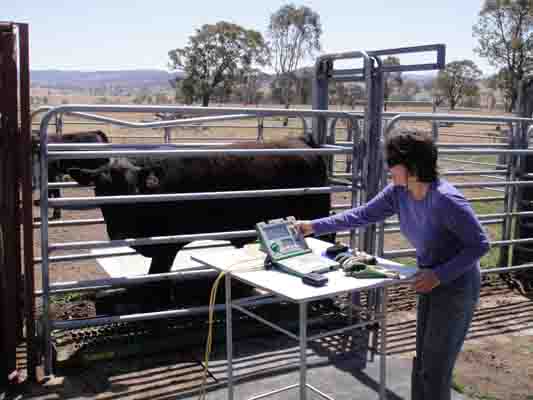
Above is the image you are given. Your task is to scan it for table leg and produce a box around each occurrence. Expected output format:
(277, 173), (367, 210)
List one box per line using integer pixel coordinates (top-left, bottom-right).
(370, 289), (379, 362)
(225, 274), (234, 400)
(379, 287), (389, 400)
(299, 302), (307, 400)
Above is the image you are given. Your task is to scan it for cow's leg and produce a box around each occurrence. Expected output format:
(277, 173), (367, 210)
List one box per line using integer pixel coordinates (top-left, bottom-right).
(142, 252), (178, 310)
(230, 238), (252, 249)
(50, 188), (61, 219)
(32, 189), (62, 219)
(148, 252), (177, 274)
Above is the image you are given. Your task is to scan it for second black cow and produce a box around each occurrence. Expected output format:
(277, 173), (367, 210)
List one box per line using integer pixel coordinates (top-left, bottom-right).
(33, 130), (109, 219)
(68, 137), (333, 275)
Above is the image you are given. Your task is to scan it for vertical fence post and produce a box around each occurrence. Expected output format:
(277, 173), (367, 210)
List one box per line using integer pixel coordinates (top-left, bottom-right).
(0, 22), (22, 389)
(361, 57), (384, 255)
(164, 127), (171, 143)
(256, 117), (264, 141)
(18, 22), (37, 382)
(432, 102), (439, 140)
(507, 79), (533, 291)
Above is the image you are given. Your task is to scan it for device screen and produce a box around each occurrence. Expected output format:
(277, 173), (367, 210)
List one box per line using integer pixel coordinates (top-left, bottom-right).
(262, 223), (302, 254)
(263, 223), (291, 240)
(257, 218), (310, 259)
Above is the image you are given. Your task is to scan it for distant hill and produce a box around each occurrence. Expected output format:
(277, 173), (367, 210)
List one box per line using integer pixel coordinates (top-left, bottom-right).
(403, 72), (437, 85)
(29, 68), (435, 96)
(30, 69), (185, 91)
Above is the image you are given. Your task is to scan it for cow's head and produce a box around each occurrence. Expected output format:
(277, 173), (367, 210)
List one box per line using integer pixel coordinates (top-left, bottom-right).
(68, 158), (165, 196)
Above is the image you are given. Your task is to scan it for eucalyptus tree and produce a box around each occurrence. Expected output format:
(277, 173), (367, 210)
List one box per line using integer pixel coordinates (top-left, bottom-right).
(473, 0), (533, 111)
(168, 21), (269, 106)
(434, 60), (482, 110)
(383, 56), (402, 110)
(268, 4), (322, 114)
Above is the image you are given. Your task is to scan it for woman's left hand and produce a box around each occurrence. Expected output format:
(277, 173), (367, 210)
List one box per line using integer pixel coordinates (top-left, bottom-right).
(413, 270), (440, 293)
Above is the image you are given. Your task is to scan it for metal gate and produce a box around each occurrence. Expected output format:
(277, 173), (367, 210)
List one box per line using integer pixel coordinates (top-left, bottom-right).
(0, 21), (35, 386)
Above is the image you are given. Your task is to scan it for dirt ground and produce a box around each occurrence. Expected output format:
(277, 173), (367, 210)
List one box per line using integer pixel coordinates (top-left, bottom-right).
(25, 113), (533, 399)
(386, 287), (533, 400)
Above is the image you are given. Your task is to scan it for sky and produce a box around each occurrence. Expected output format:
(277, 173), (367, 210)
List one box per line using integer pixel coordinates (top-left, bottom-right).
(4, 0), (496, 75)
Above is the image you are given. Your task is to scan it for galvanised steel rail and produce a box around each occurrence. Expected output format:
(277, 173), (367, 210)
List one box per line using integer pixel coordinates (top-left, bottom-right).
(37, 268), (217, 295)
(439, 133), (508, 140)
(48, 229), (263, 253)
(440, 157), (506, 168)
(437, 143), (509, 148)
(383, 219), (504, 235)
(47, 142), (253, 151)
(33, 106), (314, 145)
(34, 249), (137, 265)
(47, 146), (349, 160)
(48, 185), (352, 208)
(318, 44), (445, 79)
(51, 294), (283, 330)
(335, 169), (508, 179)
(383, 113), (533, 129)
(384, 210), (533, 229)
(384, 237), (533, 259)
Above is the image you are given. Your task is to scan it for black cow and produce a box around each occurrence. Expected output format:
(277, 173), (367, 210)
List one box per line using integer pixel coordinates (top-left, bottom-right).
(68, 137), (333, 275)
(32, 130), (109, 219)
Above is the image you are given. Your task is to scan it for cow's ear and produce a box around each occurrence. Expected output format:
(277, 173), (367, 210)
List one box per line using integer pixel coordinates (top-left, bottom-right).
(68, 168), (97, 185)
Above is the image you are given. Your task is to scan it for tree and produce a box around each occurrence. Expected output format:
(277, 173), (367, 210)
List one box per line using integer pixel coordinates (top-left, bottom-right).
(154, 92), (170, 104)
(383, 56), (402, 110)
(435, 60), (482, 110)
(486, 68), (516, 110)
(268, 4), (322, 117)
(295, 74), (313, 105)
(168, 21), (269, 106)
(235, 68), (264, 105)
(473, 0), (533, 111)
(346, 83), (365, 109)
(397, 80), (420, 101)
(431, 80), (447, 108)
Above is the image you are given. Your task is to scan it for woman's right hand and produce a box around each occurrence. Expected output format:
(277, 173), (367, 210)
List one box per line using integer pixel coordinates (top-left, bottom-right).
(295, 220), (314, 236)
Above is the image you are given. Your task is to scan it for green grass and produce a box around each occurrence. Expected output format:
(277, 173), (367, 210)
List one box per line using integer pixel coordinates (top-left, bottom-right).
(452, 375), (466, 393)
(393, 257), (417, 268)
(50, 292), (84, 305)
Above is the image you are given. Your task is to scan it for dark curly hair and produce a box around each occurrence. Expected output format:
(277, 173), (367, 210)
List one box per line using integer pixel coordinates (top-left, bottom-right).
(385, 129), (438, 183)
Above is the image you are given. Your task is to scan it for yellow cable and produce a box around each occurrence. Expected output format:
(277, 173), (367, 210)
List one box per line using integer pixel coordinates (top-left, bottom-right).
(198, 255), (265, 400)
(198, 271), (225, 400)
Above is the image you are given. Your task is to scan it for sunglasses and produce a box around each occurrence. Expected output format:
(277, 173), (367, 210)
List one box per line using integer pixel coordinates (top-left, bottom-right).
(386, 156), (404, 168)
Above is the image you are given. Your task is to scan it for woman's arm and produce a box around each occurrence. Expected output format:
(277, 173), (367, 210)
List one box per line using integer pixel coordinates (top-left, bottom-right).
(433, 193), (490, 284)
(311, 184), (399, 236)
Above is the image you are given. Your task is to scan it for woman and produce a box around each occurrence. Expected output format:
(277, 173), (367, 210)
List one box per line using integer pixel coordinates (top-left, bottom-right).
(297, 129), (490, 400)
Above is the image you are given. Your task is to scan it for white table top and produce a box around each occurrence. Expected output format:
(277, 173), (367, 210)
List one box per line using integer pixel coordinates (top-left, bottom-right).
(192, 238), (418, 303)
(90, 240), (236, 278)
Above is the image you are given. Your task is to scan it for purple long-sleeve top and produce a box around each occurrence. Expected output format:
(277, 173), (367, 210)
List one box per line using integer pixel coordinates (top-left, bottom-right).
(312, 179), (490, 285)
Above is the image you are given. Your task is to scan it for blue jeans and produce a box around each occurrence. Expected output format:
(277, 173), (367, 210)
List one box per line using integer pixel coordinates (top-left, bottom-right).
(413, 267), (481, 400)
